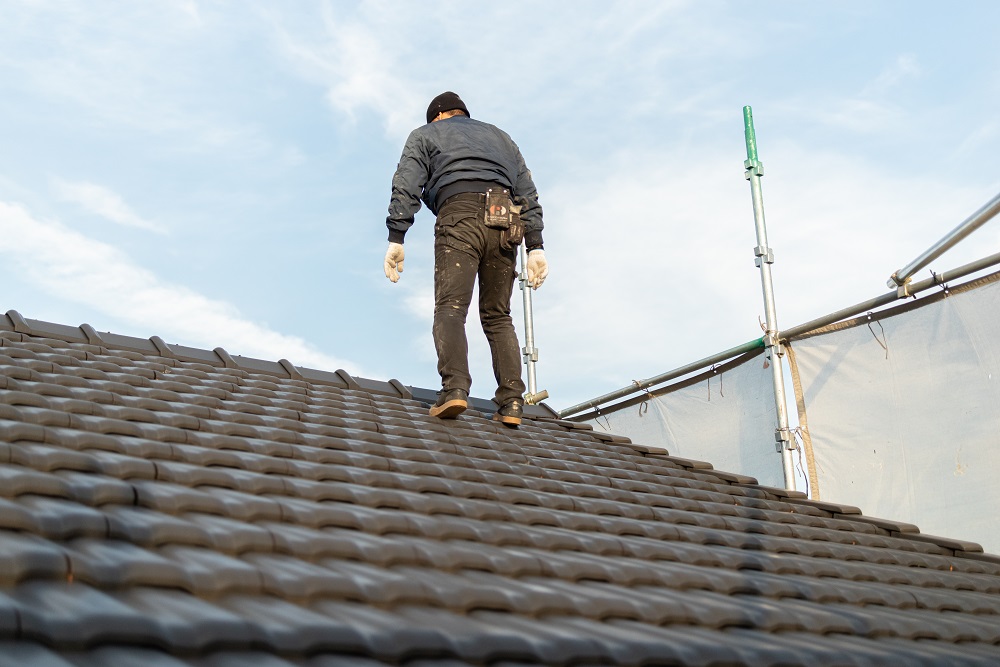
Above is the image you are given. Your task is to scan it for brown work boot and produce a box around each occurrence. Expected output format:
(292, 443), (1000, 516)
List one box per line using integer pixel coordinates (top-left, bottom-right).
(429, 388), (468, 419)
(493, 399), (523, 427)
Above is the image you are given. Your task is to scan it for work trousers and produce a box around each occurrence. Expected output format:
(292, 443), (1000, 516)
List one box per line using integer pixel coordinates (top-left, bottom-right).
(433, 194), (526, 407)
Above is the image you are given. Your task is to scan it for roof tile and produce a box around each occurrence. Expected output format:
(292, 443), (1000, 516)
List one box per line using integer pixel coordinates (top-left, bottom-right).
(1, 320), (998, 664)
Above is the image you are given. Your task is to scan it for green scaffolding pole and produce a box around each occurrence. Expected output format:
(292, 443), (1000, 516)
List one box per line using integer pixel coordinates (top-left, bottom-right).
(744, 105), (796, 491)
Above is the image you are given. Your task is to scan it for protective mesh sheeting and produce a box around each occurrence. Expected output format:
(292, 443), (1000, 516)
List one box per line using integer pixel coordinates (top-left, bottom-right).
(789, 272), (1000, 555)
(582, 350), (783, 488)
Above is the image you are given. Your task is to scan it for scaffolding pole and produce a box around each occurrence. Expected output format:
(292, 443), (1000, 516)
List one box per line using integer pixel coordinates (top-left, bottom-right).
(557, 337), (764, 419)
(743, 106), (796, 491)
(518, 242), (546, 405)
(888, 190), (1000, 290)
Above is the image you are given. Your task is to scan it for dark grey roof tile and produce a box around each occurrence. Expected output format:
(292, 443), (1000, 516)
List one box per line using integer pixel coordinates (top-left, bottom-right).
(151, 460), (287, 495)
(259, 555), (410, 602)
(144, 387), (224, 409)
(273, 497), (413, 534)
(99, 403), (201, 430)
(0, 530), (69, 584)
(57, 470), (138, 506)
(43, 440), (161, 480)
(8, 443), (100, 475)
(307, 600), (452, 660)
(0, 464), (72, 499)
(518, 525), (628, 556)
(191, 652), (309, 667)
(405, 613), (597, 667)
(0, 404), (71, 428)
(405, 515), (531, 547)
(62, 646), (203, 667)
(263, 524), (414, 563)
(105, 506), (212, 548)
(112, 586), (256, 651)
(902, 532), (986, 554)
(819, 602), (1000, 643)
(8, 581), (161, 648)
(7, 496), (110, 539)
(905, 585), (1000, 614)
(131, 481), (281, 521)
(0, 391), (95, 416)
(65, 539), (184, 589)
(206, 596), (368, 657)
(413, 540), (545, 577)
(169, 444), (291, 474)
(714, 628), (901, 666)
(0, 364), (35, 383)
(184, 512), (275, 554)
(0, 642), (80, 667)
(154, 544), (264, 595)
(423, 606), (610, 664)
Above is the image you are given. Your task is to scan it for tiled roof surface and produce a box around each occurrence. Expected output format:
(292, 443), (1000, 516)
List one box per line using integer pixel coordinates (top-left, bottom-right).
(1, 310), (999, 666)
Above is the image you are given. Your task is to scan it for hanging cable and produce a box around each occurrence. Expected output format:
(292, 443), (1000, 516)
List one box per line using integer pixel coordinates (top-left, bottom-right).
(594, 404), (611, 431)
(789, 427), (810, 497)
(633, 380), (651, 416)
(866, 312), (889, 359)
(706, 364), (724, 401)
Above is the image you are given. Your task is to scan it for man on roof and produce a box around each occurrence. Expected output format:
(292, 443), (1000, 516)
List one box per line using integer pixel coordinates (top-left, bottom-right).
(383, 91), (548, 427)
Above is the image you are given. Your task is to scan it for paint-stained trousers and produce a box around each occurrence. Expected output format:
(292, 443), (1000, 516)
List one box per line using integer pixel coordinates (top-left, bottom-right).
(433, 193), (526, 407)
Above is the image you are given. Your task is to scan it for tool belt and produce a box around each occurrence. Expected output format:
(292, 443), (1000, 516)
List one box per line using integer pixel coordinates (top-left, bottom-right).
(484, 187), (524, 251)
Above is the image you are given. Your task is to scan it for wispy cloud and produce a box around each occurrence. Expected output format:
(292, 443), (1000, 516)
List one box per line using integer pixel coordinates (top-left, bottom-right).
(863, 54), (921, 97)
(269, 1), (721, 140)
(0, 2), (291, 160)
(782, 54), (923, 136)
(0, 200), (359, 374)
(268, 2), (426, 139)
(53, 179), (166, 234)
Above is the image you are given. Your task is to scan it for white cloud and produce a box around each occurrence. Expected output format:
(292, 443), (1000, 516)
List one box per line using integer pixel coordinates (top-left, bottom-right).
(0, 2), (291, 160)
(0, 200), (359, 374)
(269, 1), (722, 140)
(270, 2), (425, 139)
(53, 179), (165, 234)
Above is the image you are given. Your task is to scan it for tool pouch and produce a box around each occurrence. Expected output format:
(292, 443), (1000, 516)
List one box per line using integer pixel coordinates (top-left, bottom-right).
(499, 205), (524, 252)
(483, 188), (514, 229)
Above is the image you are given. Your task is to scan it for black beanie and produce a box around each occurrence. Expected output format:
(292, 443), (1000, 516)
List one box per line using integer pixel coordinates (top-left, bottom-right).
(426, 91), (470, 124)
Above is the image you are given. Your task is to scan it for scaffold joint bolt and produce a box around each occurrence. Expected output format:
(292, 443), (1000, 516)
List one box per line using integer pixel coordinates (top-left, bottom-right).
(774, 428), (792, 451)
(753, 247), (774, 267)
(743, 158), (764, 177)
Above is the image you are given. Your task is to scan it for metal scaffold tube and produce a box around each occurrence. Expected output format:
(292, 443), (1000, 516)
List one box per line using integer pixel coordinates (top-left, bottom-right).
(888, 190), (1000, 289)
(519, 242), (546, 405)
(557, 337), (764, 419)
(743, 106), (796, 492)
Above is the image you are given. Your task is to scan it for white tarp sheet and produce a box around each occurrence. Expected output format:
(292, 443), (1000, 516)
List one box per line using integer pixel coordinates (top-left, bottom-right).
(583, 350), (784, 488)
(789, 273), (1000, 555)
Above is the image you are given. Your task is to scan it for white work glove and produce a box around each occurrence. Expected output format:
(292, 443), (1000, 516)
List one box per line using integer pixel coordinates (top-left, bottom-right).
(384, 242), (404, 283)
(526, 249), (548, 289)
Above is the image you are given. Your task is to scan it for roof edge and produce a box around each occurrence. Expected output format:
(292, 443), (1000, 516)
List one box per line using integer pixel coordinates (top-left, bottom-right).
(1, 310), (399, 403)
(0, 309), (559, 420)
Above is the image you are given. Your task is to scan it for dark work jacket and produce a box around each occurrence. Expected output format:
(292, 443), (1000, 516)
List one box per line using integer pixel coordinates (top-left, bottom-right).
(385, 115), (544, 249)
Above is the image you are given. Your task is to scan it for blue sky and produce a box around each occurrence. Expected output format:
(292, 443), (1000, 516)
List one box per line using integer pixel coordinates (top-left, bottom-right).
(2, 1), (999, 411)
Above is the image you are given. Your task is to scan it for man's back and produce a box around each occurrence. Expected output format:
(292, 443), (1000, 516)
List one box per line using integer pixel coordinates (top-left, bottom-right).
(387, 114), (543, 250)
(382, 92), (548, 425)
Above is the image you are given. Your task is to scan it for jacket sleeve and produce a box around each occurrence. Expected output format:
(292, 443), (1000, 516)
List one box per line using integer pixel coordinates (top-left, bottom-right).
(512, 147), (544, 249)
(385, 130), (429, 244)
